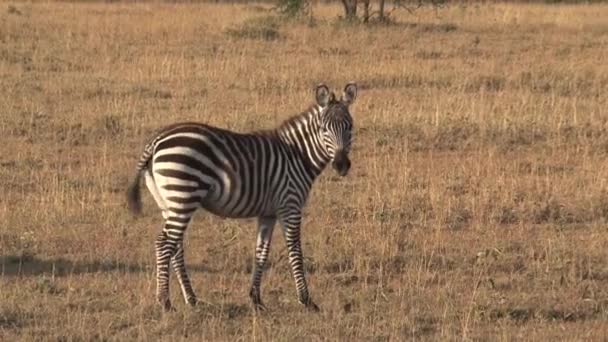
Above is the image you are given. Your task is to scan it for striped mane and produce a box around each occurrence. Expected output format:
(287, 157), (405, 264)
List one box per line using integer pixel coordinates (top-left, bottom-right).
(254, 103), (321, 139)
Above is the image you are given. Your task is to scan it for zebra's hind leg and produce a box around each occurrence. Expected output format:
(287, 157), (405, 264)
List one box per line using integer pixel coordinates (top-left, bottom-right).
(155, 231), (173, 311)
(249, 216), (276, 312)
(171, 242), (198, 306)
(155, 214), (193, 311)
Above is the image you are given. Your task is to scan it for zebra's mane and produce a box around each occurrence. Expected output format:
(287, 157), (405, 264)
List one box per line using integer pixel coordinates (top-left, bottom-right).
(277, 105), (319, 130)
(254, 104), (321, 138)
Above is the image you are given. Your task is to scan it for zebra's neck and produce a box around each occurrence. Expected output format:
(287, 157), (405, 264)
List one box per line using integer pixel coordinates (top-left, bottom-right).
(275, 105), (331, 179)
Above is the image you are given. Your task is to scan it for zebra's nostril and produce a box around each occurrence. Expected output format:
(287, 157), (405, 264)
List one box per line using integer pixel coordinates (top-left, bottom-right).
(332, 156), (350, 176)
(337, 165), (349, 176)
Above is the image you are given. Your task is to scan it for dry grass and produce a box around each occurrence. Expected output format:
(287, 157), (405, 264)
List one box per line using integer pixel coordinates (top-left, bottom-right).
(1, 1), (608, 340)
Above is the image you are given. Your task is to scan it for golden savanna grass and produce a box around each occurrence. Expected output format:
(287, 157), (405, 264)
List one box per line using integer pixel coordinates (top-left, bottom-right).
(2, 1), (608, 340)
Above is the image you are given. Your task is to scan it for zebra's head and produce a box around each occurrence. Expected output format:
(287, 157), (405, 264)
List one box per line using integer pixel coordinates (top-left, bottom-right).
(315, 83), (357, 177)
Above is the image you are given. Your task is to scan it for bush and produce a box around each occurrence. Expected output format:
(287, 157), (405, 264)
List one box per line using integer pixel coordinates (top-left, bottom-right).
(225, 16), (283, 41)
(277, 0), (308, 18)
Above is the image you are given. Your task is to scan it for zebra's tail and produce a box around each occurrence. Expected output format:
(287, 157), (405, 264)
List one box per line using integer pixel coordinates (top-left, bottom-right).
(126, 174), (143, 216)
(127, 141), (155, 216)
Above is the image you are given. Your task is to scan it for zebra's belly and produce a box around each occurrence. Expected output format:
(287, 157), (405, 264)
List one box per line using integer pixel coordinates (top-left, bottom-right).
(200, 199), (274, 219)
(200, 182), (276, 219)
(201, 204), (256, 219)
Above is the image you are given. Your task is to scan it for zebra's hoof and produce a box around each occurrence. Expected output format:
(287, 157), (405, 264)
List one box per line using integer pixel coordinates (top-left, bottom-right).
(249, 288), (267, 312)
(158, 298), (174, 312)
(306, 301), (320, 312)
(300, 298), (320, 312)
(186, 297), (198, 307)
(252, 302), (268, 313)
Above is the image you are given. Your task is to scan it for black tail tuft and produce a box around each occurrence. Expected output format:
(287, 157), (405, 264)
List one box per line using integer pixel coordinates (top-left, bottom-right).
(126, 173), (143, 216)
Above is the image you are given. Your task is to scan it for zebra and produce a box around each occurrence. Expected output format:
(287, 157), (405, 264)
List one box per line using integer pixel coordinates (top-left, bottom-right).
(126, 82), (358, 312)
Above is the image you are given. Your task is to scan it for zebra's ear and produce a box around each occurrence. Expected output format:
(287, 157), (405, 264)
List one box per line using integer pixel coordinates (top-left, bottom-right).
(315, 84), (332, 107)
(341, 82), (357, 106)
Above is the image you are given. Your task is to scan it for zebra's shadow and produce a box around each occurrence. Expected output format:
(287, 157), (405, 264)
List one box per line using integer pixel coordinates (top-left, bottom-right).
(0, 254), (219, 277)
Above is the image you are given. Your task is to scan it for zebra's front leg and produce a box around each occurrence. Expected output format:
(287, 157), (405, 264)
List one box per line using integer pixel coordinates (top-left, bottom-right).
(171, 242), (198, 307)
(279, 210), (320, 312)
(249, 216), (276, 312)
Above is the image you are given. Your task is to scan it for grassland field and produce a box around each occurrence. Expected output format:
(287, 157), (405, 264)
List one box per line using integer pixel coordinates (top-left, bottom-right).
(1, 1), (608, 340)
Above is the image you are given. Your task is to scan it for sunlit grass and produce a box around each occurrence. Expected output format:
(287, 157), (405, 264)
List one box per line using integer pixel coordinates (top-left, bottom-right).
(1, 1), (608, 340)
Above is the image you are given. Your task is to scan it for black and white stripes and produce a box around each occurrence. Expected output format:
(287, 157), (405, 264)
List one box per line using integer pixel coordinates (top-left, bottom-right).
(127, 83), (358, 311)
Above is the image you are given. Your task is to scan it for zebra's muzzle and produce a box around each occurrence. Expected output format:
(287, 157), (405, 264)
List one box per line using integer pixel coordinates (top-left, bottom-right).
(332, 151), (351, 176)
